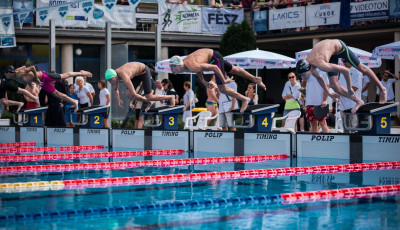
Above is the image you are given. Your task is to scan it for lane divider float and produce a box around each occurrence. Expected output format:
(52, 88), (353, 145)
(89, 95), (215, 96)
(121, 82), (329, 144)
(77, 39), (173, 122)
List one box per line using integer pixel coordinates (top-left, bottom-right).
(1, 184), (399, 223)
(0, 147), (57, 154)
(0, 155), (289, 175)
(0, 142), (36, 148)
(59, 145), (104, 152)
(0, 161), (398, 193)
(0, 149), (184, 162)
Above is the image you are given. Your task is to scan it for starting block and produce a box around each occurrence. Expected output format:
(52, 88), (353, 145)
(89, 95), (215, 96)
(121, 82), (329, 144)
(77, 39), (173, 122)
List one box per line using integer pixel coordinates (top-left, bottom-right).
(142, 105), (184, 130)
(343, 102), (398, 134)
(231, 104), (280, 132)
(72, 105), (109, 128)
(13, 107), (47, 126)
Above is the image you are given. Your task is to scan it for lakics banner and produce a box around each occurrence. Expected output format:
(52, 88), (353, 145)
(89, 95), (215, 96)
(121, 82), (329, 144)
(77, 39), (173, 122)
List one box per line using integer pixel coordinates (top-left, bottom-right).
(202, 8), (243, 34)
(36, 0), (87, 28)
(268, 6), (305, 30)
(306, 2), (340, 27)
(159, 3), (201, 33)
(350, 0), (389, 21)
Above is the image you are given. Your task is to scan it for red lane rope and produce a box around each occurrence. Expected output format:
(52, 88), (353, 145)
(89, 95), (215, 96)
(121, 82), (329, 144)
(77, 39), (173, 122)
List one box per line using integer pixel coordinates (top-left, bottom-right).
(281, 184), (400, 204)
(0, 142), (36, 148)
(0, 147), (57, 154)
(0, 155), (289, 175)
(0, 149), (184, 162)
(59, 145), (104, 152)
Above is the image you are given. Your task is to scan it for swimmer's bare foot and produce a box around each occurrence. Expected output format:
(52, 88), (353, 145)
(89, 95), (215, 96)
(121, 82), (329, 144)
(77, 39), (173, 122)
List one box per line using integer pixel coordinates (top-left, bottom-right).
(16, 102), (23, 112)
(351, 97), (364, 114)
(80, 70), (92, 78)
(379, 88), (387, 104)
(73, 100), (79, 113)
(144, 101), (154, 112)
(169, 96), (175, 107)
(255, 77), (266, 91)
(240, 97), (250, 113)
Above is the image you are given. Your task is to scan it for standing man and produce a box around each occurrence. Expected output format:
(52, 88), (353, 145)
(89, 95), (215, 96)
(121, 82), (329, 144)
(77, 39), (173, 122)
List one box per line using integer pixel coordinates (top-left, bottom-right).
(169, 49), (266, 113)
(105, 62), (175, 112)
(9, 65), (91, 112)
(376, 70), (400, 125)
(296, 39), (387, 114)
(218, 75), (239, 131)
(361, 74), (370, 103)
(154, 80), (164, 108)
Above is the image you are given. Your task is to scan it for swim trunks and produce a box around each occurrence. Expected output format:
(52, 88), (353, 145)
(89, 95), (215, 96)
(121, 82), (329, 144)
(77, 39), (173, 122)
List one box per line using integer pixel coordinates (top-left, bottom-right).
(208, 50), (233, 85)
(205, 101), (218, 107)
(41, 72), (61, 94)
(130, 65), (152, 95)
(328, 40), (360, 77)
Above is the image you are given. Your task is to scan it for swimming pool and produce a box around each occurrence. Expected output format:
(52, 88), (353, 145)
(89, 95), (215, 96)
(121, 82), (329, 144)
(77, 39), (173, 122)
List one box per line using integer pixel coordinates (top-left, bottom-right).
(0, 147), (399, 229)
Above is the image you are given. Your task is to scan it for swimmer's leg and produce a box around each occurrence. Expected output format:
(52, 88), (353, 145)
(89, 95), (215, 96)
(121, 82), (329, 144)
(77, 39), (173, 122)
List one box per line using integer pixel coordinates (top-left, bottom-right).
(218, 84), (250, 113)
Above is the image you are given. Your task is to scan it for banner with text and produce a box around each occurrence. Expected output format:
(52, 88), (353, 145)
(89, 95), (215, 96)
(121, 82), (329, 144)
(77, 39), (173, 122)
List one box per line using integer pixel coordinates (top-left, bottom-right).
(88, 4), (136, 29)
(350, 0), (389, 21)
(306, 2), (340, 27)
(36, 0), (87, 28)
(202, 7), (243, 34)
(253, 9), (267, 32)
(159, 3), (202, 33)
(269, 6), (305, 30)
(389, 0), (400, 18)
(0, 8), (16, 48)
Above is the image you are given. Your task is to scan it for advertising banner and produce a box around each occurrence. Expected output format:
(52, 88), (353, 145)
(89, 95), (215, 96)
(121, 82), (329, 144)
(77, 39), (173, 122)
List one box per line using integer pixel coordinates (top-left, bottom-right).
(350, 0), (389, 21)
(159, 3), (202, 33)
(13, 0), (33, 24)
(306, 2), (340, 27)
(36, 0), (87, 28)
(88, 4), (136, 29)
(202, 7), (243, 34)
(0, 8), (16, 48)
(389, 0), (400, 18)
(253, 9), (267, 32)
(269, 6), (305, 30)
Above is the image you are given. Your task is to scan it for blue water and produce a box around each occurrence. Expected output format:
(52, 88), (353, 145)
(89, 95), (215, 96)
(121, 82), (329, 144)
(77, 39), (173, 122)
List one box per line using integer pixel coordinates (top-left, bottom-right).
(0, 148), (399, 229)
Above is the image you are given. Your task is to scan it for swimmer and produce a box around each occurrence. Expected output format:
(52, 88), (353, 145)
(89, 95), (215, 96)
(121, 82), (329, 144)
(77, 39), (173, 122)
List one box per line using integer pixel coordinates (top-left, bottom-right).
(169, 49), (266, 113)
(105, 62), (175, 112)
(296, 39), (387, 114)
(9, 65), (91, 112)
(1, 65), (39, 112)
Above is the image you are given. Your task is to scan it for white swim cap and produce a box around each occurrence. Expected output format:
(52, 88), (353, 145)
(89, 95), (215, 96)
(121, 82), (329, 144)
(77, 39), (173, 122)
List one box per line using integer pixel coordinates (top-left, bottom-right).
(169, 56), (183, 66)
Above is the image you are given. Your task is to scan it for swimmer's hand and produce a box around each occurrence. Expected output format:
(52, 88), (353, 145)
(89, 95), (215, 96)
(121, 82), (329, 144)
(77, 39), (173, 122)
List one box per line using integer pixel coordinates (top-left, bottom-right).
(80, 70), (92, 78)
(328, 92), (339, 103)
(225, 78), (233, 84)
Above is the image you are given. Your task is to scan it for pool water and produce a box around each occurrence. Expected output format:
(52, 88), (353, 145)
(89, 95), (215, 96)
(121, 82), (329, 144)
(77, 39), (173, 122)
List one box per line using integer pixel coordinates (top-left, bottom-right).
(0, 148), (399, 229)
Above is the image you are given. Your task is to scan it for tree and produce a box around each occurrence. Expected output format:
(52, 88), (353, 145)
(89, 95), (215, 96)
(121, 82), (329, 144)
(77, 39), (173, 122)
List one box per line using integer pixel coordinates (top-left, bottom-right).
(219, 20), (259, 100)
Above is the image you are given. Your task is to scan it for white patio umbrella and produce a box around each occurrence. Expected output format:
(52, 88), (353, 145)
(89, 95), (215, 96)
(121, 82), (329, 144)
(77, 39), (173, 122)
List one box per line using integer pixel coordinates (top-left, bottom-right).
(372, 41), (400, 60)
(296, 47), (382, 68)
(224, 48), (296, 93)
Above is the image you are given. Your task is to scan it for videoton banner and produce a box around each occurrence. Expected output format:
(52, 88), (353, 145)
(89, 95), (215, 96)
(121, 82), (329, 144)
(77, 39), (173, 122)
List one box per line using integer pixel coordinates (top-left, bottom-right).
(350, 0), (389, 21)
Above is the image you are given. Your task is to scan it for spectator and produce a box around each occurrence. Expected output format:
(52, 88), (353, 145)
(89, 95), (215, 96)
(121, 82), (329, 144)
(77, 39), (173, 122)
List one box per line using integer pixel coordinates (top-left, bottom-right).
(253, 0), (274, 8)
(337, 59), (362, 132)
(303, 70), (330, 133)
(154, 80), (164, 108)
(161, 79), (179, 106)
(246, 83), (258, 105)
(98, 80), (110, 128)
(361, 74), (370, 103)
(24, 82), (40, 109)
(210, 0), (224, 8)
(182, 81), (195, 126)
(167, 0), (188, 4)
(228, 0), (243, 8)
(281, 72), (301, 131)
(75, 76), (93, 108)
(40, 81), (67, 127)
(133, 83), (145, 129)
(206, 75), (219, 126)
(65, 84), (78, 127)
(376, 70), (400, 125)
(218, 75), (239, 131)
(0, 103), (4, 118)
(74, 75), (95, 105)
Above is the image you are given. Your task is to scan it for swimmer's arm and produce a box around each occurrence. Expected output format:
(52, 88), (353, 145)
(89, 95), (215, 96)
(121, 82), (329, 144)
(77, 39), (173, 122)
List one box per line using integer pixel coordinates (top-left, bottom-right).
(112, 80), (123, 108)
(17, 87), (39, 105)
(199, 63), (226, 84)
(196, 72), (209, 87)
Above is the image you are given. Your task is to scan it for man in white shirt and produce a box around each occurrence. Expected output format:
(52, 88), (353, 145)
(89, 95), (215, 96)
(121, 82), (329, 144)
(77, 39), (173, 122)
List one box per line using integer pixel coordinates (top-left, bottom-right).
(361, 75), (370, 103)
(303, 70), (330, 133)
(376, 70), (400, 125)
(338, 59), (363, 132)
(219, 76), (239, 131)
(154, 80), (164, 108)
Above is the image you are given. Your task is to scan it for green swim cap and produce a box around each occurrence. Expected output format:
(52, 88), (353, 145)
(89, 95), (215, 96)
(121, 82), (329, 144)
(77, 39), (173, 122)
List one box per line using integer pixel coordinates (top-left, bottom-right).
(105, 69), (117, 80)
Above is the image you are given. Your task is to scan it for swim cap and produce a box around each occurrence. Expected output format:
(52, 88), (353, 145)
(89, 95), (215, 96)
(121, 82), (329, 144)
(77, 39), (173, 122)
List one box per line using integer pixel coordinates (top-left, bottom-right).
(5, 65), (15, 73)
(296, 59), (311, 75)
(169, 56), (183, 66)
(105, 69), (117, 80)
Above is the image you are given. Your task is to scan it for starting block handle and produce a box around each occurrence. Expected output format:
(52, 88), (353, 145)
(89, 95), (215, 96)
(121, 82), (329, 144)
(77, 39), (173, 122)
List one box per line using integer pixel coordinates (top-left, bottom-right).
(13, 113), (28, 126)
(233, 114), (254, 129)
(343, 114), (373, 131)
(142, 114), (162, 128)
(70, 112), (88, 126)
